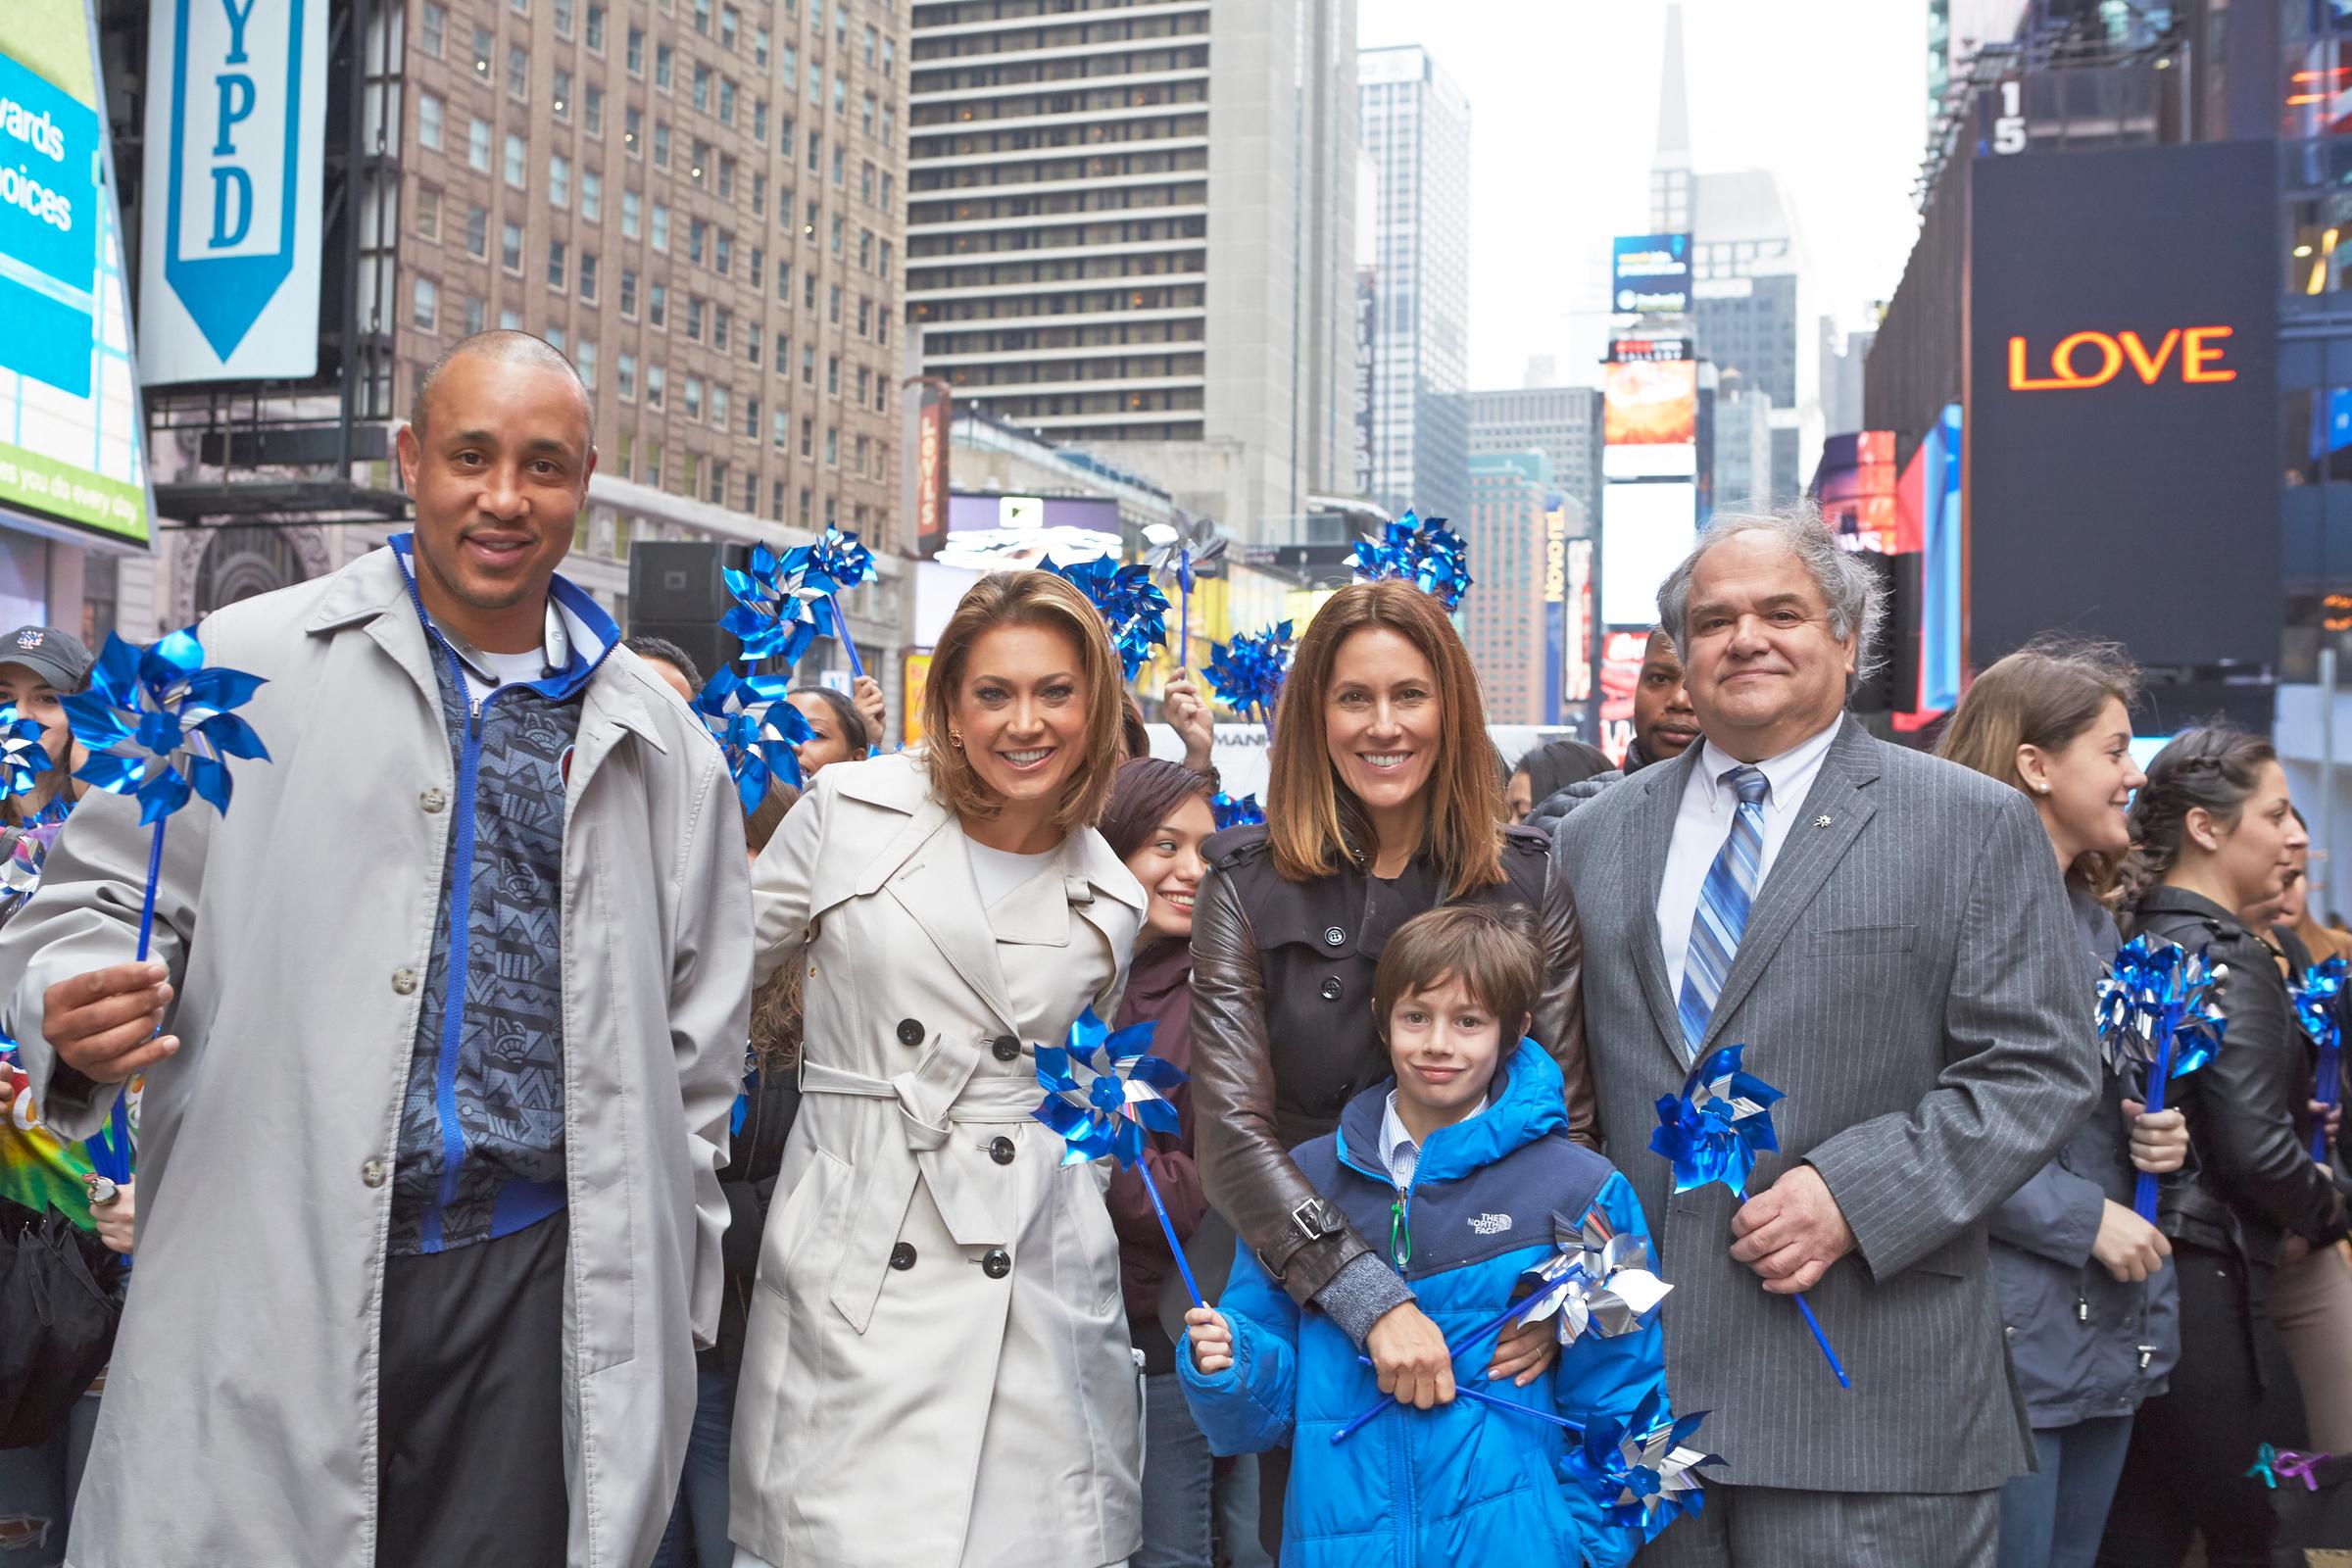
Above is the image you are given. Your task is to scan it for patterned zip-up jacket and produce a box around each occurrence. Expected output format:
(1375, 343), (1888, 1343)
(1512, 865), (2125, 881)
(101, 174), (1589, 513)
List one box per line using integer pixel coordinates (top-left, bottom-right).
(387, 537), (616, 1255)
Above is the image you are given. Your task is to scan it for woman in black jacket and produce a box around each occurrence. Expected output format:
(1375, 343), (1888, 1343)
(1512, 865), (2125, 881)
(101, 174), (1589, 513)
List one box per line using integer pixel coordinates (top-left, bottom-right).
(655, 785), (804, 1568)
(2100, 728), (2351, 1568)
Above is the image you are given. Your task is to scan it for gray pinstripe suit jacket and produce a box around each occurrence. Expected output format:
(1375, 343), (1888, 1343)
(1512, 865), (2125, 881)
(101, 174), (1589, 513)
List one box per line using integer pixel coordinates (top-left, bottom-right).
(1553, 715), (2099, 1493)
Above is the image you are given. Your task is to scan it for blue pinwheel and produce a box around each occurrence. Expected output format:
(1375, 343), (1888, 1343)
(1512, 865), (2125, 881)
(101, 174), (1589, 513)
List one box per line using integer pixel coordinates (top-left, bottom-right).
(2292, 955), (2343, 1164)
(692, 667), (812, 811)
(1032, 1009), (1202, 1307)
(1351, 511), (1474, 612)
(1209, 792), (1265, 831)
(1653, 1044), (1848, 1388)
(721, 544), (830, 668)
(790, 527), (879, 680)
(1143, 510), (1226, 664)
(1561, 1390), (1722, 1542)
(0, 706), (50, 801)
(0, 826), (43, 918)
(2098, 935), (2229, 1219)
(64, 627), (270, 1194)
(1047, 557), (1171, 683)
(1205, 621), (1293, 738)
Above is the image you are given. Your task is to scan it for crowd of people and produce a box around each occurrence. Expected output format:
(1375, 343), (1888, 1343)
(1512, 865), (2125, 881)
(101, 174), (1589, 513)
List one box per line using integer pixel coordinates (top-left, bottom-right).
(0, 329), (2347, 1568)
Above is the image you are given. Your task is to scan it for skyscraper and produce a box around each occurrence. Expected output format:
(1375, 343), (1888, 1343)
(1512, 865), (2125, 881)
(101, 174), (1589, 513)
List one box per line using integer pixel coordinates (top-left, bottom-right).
(1359, 43), (1471, 528)
(906, 0), (1361, 545)
(1467, 386), (1604, 538)
(1466, 452), (1559, 723)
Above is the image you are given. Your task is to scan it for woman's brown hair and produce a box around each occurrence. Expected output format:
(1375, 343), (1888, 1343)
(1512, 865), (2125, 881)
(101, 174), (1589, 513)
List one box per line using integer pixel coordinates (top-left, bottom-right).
(747, 783), (805, 1070)
(1266, 580), (1505, 897)
(920, 570), (1127, 833)
(1936, 636), (2140, 898)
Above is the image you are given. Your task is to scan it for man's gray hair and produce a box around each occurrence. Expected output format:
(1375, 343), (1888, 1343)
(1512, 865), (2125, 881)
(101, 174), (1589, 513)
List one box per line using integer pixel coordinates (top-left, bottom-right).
(1654, 502), (1890, 693)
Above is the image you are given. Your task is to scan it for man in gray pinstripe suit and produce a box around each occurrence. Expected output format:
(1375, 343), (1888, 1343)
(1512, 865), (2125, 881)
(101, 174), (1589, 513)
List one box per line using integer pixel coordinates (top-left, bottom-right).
(1554, 510), (2098, 1565)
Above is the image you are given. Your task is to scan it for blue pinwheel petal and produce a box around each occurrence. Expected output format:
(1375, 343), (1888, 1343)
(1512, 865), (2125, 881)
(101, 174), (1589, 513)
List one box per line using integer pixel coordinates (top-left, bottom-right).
(1133, 1099), (1183, 1138)
(1033, 1045), (1077, 1093)
(145, 627), (205, 680)
(196, 712), (270, 761)
(185, 754), (233, 814)
(180, 666), (268, 710)
(133, 769), (188, 825)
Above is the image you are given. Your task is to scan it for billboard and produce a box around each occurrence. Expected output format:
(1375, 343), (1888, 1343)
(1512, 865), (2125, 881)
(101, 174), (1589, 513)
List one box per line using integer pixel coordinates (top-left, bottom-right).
(935, 492), (1123, 571)
(0, 0), (151, 547)
(1600, 481), (1696, 628)
(1565, 537), (1594, 705)
(914, 383), (951, 559)
(1596, 629), (1650, 764)
(1815, 431), (1901, 554)
(1967, 141), (2278, 673)
(138, 0), (327, 383)
(1602, 361), (1698, 480)
(1612, 233), (1691, 316)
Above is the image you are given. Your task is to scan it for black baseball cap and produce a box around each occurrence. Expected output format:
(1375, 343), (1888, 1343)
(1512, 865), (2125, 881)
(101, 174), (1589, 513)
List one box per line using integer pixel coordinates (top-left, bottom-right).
(0, 626), (95, 694)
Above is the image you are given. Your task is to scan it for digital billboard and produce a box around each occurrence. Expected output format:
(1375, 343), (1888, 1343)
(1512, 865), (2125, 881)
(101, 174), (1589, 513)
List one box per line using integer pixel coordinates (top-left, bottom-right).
(1596, 629), (1650, 764)
(1602, 361), (1698, 480)
(1612, 233), (1691, 316)
(0, 0), (151, 548)
(1967, 140), (2278, 674)
(1600, 481), (1696, 628)
(1815, 431), (1900, 554)
(935, 492), (1123, 572)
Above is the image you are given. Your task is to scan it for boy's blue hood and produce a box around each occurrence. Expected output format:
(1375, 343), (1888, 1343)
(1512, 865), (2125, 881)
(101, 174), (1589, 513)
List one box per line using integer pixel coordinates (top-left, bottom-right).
(1333, 1038), (1567, 1186)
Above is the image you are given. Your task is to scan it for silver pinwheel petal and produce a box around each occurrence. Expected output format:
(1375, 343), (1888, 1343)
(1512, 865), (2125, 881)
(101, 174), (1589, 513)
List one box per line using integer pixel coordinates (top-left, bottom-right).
(1515, 1207), (1673, 1345)
(0, 825), (46, 915)
(1143, 511), (1227, 585)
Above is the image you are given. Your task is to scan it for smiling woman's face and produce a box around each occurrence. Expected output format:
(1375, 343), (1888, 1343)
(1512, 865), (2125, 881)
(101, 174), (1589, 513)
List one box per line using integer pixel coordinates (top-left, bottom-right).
(1322, 626), (1442, 817)
(949, 622), (1090, 809)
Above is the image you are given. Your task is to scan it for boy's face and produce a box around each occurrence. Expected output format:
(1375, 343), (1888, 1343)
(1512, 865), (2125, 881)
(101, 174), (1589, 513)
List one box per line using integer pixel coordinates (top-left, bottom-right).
(1387, 975), (1509, 1124)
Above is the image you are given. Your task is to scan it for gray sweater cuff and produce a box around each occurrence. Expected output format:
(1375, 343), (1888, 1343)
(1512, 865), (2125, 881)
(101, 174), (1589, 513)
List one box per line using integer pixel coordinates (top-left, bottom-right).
(1312, 1253), (1415, 1348)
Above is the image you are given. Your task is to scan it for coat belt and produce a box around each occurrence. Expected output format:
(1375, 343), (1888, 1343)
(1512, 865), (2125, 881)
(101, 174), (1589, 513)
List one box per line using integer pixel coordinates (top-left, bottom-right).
(801, 1054), (1026, 1332)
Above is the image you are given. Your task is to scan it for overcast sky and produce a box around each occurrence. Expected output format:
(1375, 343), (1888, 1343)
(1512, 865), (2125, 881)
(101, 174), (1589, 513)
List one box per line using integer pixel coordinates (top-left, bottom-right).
(1356, 0), (1932, 391)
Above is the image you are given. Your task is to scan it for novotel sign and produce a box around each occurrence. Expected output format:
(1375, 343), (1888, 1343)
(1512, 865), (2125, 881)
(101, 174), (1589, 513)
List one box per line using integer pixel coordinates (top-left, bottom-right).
(2006, 326), (2237, 391)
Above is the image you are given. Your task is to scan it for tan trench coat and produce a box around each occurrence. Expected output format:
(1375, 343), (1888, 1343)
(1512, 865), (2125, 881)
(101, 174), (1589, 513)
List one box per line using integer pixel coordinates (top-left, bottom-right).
(730, 751), (1146, 1567)
(0, 546), (751, 1568)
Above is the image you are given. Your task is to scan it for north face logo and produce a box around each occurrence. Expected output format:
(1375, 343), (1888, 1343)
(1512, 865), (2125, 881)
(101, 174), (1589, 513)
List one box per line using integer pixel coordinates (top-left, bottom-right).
(1468, 1212), (1512, 1237)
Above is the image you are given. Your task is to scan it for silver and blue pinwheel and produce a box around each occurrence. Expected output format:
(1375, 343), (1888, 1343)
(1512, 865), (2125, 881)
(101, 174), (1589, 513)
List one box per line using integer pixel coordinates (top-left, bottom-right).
(1032, 1008), (1202, 1307)
(1205, 621), (1293, 738)
(1209, 792), (1265, 831)
(2292, 954), (2343, 1165)
(0, 705), (50, 800)
(1046, 557), (1171, 683)
(63, 627), (270, 1195)
(1142, 510), (1226, 662)
(721, 544), (832, 669)
(1351, 510), (1473, 612)
(790, 526), (880, 680)
(2097, 934), (2228, 1219)
(692, 667), (813, 810)
(1562, 1391), (1722, 1543)
(1651, 1043), (1848, 1389)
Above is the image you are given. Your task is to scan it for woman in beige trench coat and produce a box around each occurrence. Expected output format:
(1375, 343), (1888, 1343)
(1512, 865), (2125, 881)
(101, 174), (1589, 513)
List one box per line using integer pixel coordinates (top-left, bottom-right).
(730, 572), (1150, 1568)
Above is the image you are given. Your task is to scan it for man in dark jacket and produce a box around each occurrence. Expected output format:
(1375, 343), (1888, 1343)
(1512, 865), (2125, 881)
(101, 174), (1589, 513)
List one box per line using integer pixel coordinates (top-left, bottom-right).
(1529, 629), (1697, 838)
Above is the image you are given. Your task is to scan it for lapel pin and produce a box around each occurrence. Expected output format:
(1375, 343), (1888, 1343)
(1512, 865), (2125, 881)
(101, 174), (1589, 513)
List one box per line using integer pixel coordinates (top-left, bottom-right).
(1814, 815), (1834, 828)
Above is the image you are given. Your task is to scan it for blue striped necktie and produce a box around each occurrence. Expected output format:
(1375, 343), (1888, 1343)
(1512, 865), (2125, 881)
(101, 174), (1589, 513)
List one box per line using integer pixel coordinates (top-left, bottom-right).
(1678, 764), (1770, 1059)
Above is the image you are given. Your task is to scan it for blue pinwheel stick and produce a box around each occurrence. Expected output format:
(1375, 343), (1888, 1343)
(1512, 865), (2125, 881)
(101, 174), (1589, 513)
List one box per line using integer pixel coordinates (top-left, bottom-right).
(793, 526), (879, 682)
(1032, 1009), (1202, 1309)
(1652, 1044), (1849, 1390)
(64, 628), (270, 1190)
(1144, 512), (1225, 669)
(2098, 936), (2226, 1221)
(2291, 956), (2344, 1164)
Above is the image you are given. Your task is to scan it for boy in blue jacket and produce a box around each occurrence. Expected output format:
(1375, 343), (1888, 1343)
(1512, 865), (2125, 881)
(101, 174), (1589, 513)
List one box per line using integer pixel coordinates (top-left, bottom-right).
(1181, 905), (1670, 1567)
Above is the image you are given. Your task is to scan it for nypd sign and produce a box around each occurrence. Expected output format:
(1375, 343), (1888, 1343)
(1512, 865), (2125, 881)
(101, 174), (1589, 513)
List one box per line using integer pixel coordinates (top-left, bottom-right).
(137, 0), (324, 384)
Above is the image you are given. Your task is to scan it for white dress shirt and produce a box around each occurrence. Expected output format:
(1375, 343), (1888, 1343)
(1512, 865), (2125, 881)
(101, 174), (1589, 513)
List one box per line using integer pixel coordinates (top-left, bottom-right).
(1656, 719), (1841, 1003)
(1378, 1089), (1487, 1193)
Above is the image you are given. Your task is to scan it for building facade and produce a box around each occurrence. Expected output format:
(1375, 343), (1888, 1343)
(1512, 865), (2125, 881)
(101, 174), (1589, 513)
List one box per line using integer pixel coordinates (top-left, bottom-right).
(905, 0), (1360, 546)
(1465, 451), (1551, 722)
(1359, 43), (1470, 528)
(1711, 376), (1775, 514)
(1467, 385), (1603, 537)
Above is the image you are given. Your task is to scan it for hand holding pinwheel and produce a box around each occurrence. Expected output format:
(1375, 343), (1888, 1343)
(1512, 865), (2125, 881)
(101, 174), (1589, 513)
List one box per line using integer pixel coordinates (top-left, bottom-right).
(1031, 1009), (1202, 1307)
(2292, 955), (2343, 1165)
(2097, 936), (2227, 1219)
(63, 628), (270, 1192)
(1653, 1044), (1850, 1388)
(692, 667), (813, 809)
(1204, 621), (1292, 739)
(1352, 511), (1474, 612)
(790, 527), (880, 680)
(1046, 557), (1171, 683)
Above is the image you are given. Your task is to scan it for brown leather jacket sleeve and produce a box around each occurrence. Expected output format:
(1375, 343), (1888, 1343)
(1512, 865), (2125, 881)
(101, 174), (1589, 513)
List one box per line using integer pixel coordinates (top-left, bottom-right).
(1190, 865), (1376, 1308)
(1533, 853), (1599, 1151)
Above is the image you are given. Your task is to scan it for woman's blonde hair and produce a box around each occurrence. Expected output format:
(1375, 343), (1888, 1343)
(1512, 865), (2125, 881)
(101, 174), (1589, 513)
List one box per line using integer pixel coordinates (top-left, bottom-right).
(920, 570), (1127, 833)
(1936, 636), (2139, 899)
(1267, 580), (1505, 898)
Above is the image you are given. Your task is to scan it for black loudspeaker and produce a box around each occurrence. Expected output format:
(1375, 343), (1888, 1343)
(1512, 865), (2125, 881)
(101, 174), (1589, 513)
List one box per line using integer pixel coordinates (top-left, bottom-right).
(627, 541), (752, 685)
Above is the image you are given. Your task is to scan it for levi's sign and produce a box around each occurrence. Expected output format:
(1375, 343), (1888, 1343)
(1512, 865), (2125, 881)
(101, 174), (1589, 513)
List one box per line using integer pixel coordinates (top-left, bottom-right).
(137, 0), (324, 384)
(2005, 326), (2237, 391)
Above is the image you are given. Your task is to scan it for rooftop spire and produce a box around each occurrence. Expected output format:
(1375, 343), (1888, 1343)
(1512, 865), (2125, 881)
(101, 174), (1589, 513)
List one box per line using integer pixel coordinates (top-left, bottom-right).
(1656, 0), (1691, 168)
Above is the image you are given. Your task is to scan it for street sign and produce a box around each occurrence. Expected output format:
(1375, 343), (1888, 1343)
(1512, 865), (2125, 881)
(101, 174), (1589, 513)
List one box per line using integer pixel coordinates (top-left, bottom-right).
(138, 0), (326, 383)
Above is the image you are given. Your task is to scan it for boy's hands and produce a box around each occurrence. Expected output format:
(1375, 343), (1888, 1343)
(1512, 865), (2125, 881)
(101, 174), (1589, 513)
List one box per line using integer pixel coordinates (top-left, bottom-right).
(1185, 1306), (1234, 1374)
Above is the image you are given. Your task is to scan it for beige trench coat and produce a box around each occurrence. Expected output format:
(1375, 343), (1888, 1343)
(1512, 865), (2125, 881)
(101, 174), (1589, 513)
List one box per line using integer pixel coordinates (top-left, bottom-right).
(0, 546), (751, 1568)
(730, 751), (1146, 1567)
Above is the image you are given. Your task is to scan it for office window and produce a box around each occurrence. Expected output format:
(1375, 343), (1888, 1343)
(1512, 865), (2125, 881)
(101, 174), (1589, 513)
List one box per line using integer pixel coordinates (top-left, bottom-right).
(417, 92), (443, 149)
(554, 0), (572, 35)
(713, 306), (731, 352)
(419, 1), (445, 55)
(855, 296), (869, 338)
(576, 335), (597, 390)
(544, 324), (564, 354)
(465, 204), (488, 257)
(656, 43), (672, 88)
(414, 185), (441, 239)
(412, 276), (439, 331)
(465, 295), (486, 334)
(715, 230), (732, 274)
(829, 215), (841, 256)
(802, 344), (814, 384)
(774, 330), (789, 366)
(578, 252), (598, 301)
(626, 24), (644, 74)
(502, 221), (523, 271)
(649, 280), (667, 326)
(771, 409), (787, 448)
(778, 114), (795, 158)
(621, 188), (640, 237)
(707, 461), (725, 505)
(585, 4), (604, 49)
(781, 42), (797, 89)
(506, 44), (528, 100)
(653, 121), (670, 167)
(693, 64), (710, 114)
(711, 385), (729, 430)
(684, 376), (703, 418)
(624, 105), (641, 153)
(618, 268), (637, 316)
(721, 4), (737, 48)
(825, 355), (838, 395)
(552, 68), (571, 117)
(685, 294), (704, 339)
(472, 24), (493, 75)
(799, 417), (812, 457)
(754, 24), (768, 65)
(467, 116), (491, 171)
(647, 366), (666, 408)
(745, 474), (759, 514)
(749, 244), (763, 288)
(688, 219), (706, 266)
(798, 488), (810, 527)
(550, 155), (570, 208)
(808, 131), (820, 174)
(580, 169), (601, 221)
(832, 76), (844, 117)
(693, 0), (710, 33)
(719, 77), (736, 125)
(651, 203), (669, 251)
(744, 394), (759, 438)
(827, 284), (839, 323)
(548, 239), (567, 289)
(584, 84), (604, 135)
(618, 352), (637, 400)
(504, 133), (526, 187)
(751, 172), (765, 218)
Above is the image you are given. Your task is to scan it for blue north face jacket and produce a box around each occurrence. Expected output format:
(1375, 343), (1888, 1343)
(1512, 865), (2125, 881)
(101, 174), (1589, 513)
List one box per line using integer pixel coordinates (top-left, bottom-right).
(1181, 1039), (1667, 1567)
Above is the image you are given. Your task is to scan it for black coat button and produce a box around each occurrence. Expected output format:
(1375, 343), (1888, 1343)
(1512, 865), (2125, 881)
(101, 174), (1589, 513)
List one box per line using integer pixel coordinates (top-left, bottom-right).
(981, 1248), (1011, 1279)
(890, 1242), (916, 1270)
(1320, 977), (1344, 1002)
(989, 1136), (1015, 1165)
(897, 1018), (924, 1047)
(992, 1034), (1020, 1061)
(1323, 926), (1346, 948)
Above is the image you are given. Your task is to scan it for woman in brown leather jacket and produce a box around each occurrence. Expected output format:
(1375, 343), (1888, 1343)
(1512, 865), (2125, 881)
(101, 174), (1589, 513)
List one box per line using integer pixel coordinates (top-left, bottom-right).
(1189, 580), (1595, 1431)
